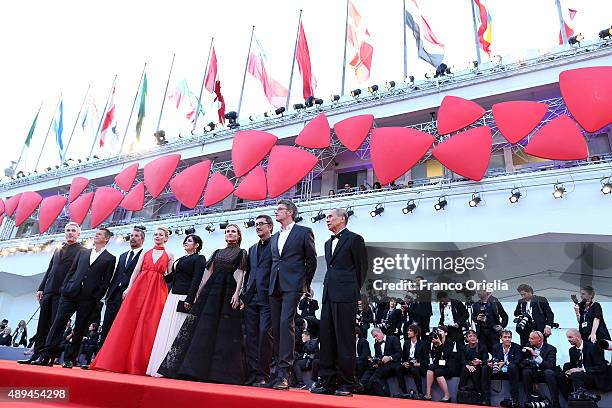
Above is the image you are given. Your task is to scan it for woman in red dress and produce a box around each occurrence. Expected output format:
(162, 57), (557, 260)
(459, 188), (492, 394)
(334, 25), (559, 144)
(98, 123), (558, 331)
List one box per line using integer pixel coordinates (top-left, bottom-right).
(91, 227), (174, 375)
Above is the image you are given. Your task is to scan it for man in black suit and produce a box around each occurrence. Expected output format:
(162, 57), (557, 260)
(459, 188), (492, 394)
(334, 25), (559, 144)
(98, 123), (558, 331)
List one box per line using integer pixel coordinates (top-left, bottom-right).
(437, 291), (469, 353)
(99, 227), (144, 348)
(458, 329), (489, 403)
(298, 290), (319, 318)
(520, 330), (561, 408)
(563, 328), (608, 393)
(486, 330), (522, 405)
(266, 200), (317, 390)
(472, 290), (508, 353)
(243, 215), (274, 386)
(32, 228), (116, 369)
(396, 324), (428, 397)
(380, 299), (403, 337)
(360, 327), (402, 397)
(18, 222), (83, 364)
(514, 284), (554, 346)
(311, 208), (367, 396)
(355, 326), (371, 381)
(412, 276), (433, 339)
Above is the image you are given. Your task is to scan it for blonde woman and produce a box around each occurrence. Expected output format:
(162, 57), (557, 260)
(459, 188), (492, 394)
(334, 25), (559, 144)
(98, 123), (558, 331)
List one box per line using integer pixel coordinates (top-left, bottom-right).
(91, 227), (174, 375)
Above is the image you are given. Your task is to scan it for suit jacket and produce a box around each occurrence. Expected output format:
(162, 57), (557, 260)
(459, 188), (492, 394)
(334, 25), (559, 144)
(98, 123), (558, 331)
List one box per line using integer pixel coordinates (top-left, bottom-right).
(106, 249), (142, 303)
(460, 343), (489, 366)
(438, 299), (469, 328)
(472, 296), (509, 330)
(514, 295), (554, 331)
(490, 342), (522, 365)
(269, 224), (317, 294)
(322, 229), (367, 303)
(243, 239), (273, 304)
(374, 335), (402, 364)
(357, 337), (372, 359)
(61, 248), (116, 301)
(38, 243), (83, 294)
(522, 342), (557, 371)
(566, 341), (607, 389)
(402, 339), (429, 365)
(382, 308), (403, 336)
(298, 297), (319, 317)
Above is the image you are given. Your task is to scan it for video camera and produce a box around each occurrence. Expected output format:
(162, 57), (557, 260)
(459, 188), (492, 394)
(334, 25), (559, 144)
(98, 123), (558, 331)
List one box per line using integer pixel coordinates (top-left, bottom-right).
(597, 339), (612, 351)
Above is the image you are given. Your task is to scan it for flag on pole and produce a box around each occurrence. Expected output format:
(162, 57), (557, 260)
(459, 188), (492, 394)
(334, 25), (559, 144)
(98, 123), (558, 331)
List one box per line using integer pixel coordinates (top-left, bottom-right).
(248, 35), (288, 108)
(205, 47), (226, 124)
(54, 99), (64, 161)
(473, 0), (492, 56)
(100, 86), (118, 148)
(135, 72), (147, 141)
(296, 21), (317, 99)
(24, 108), (41, 147)
(346, 0), (373, 83)
(168, 80), (202, 123)
(404, 0), (445, 67)
(559, 8), (577, 44)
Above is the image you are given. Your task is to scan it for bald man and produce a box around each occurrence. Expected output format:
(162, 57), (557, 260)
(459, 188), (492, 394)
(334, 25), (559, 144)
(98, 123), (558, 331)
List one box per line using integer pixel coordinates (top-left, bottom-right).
(562, 328), (607, 394)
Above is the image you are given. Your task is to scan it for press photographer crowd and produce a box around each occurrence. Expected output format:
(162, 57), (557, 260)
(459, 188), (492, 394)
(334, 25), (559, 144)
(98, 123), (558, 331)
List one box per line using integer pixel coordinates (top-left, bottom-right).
(2, 201), (611, 407)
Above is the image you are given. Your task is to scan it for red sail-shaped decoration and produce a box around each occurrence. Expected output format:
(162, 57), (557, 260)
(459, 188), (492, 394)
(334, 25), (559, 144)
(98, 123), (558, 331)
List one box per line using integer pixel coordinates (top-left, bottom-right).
(5, 193), (22, 217)
(169, 160), (212, 209)
(69, 177), (89, 203)
(370, 128), (435, 185)
(203, 173), (234, 207)
(333, 114), (373, 151)
(115, 163), (139, 192)
(143, 154), (181, 198)
(15, 191), (42, 226)
(69, 192), (94, 225)
(560, 66), (612, 133)
(235, 166), (267, 200)
(39, 196), (67, 233)
(267, 146), (318, 198)
(433, 126), (493, 181)
(90, 187), (124, 228)
(524, 115), (588, 161)
(295, 113), (331, 148)
(120, 182), (145, 211)
(231, 130), (278, 177)
(492, 101), (548, 144)
(437, 96), (486, 135)
(0, 198), (4, 217)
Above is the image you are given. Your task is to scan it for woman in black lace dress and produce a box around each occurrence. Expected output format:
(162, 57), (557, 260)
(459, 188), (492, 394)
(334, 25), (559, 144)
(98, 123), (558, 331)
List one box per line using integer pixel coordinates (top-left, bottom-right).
(158, 224), (247, 384)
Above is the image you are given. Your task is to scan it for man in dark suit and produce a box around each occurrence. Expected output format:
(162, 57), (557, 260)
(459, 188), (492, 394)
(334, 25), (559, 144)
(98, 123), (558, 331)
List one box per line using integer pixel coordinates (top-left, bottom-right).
(360, 328), (402, 397)
(243, 215), (274, 386)
(437, 291), (469, 353)
(412, 276), (433, 339)
(486, 330), (522, 405)
(521, 330), (561, 408)
(396, 324), (428, 397)
(32, 228), (116, 369)
(18, 222), (83, 364)
(355, 326), (371, 381)
(99, 227), (144, 348)
(311, 208), (367, 396)
(380, 299), (403, 337)
(472, 290), (508, 353)
(298, 290), (319, 318)
(514, 284), (554, 346)
(266, 200), (317, 390)
(458, 329), (489, 403)
(563, 328), (608, 393)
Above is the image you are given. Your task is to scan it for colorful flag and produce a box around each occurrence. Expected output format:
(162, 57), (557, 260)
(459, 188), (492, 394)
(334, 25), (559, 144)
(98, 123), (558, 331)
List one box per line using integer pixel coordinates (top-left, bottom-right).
(135, 73), (147, 141)
(205, 46), (226, 124)
(347, 0), (373, 83)
(168, 80), (202, 123)
(559, 8), (577, 44)
(405, 0), (445, 67)
(54, 99), (64, 161)
(24, 108), (41, 147)
(248, 35), (288, 108)
(474, 0), (492, 56)
(100, 86), (118, 148)
(296, 21), (317, 99)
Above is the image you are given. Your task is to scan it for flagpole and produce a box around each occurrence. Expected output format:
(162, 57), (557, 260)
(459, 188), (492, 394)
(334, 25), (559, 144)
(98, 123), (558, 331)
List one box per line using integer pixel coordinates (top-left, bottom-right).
(286, 10), (303, 110)
(89, 75), (117, 158)
(237, 26), (255, 118)
(402, 0), (407, 80)
(120, 62), (147, 155)
(157, 53), (176, 132)
(193, 38), (214, 132)
(14, 102), (43, 173)
(555, 0), (568, 45)
(341, 0), (350, 95)
(470, 0), (482, 64)
(63, 84), (90, 161)
(35, 92), (62, 171)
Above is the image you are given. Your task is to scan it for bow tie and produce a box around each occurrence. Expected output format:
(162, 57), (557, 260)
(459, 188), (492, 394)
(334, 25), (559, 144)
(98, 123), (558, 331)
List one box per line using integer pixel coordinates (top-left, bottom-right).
(331, 233), (342, 240)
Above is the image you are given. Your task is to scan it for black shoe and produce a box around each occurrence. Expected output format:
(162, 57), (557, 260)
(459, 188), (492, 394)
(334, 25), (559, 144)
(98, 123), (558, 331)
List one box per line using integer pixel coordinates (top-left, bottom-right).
(31, 357), (53, 367)
(16, 358), (35, 365)
(354, 382), (365, 393)
(272, 377), (289, 390)
(62, 361), (74, 369)
(311, 385), (336, 395)
(80, 364), (90, 370)
(334, 386), (353, 397)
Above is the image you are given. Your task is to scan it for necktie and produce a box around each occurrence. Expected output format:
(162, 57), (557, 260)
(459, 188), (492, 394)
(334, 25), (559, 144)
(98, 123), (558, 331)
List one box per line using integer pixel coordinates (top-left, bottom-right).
(126, 250), (134, 267)
(331, 232), (342, 240)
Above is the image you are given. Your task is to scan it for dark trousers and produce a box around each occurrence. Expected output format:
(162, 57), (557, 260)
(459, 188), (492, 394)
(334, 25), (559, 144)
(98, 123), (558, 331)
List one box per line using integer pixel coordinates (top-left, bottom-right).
(40, 295), (98, 362)
(395, 365), (425, 394)
(269, 290), (301, 375)
(32, 293), (60, 358)
(487, 363), (520, 400)
(477, 328), (500, 354)
(569, 371), (598, 391)
(361, 363), (398, 396)
(447, 326), (465, 353)
(319, 301), (358, 387)
(522, 368), (560, 405)
(459, 365), (488, 394)
(293, 358), (318, 386)
(244, 300), (273, 382)
(99, 299), (121, 348)
(356, 357), (368, 380)
(416, 316), (431, 340)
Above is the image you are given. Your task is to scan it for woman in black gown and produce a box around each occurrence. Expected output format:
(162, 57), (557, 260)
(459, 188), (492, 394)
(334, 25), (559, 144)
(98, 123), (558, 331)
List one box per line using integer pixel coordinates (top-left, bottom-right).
(158, 224), (247, 384)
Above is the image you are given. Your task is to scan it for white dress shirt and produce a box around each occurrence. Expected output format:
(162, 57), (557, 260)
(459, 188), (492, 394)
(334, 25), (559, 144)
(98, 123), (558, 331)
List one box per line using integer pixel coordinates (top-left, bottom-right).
(331, 227), (347, 254)
(443, 302), (455, 326)
(277, 222), (295, 255)
(409, 339), (417, 359)
(89, 246), (107, 265)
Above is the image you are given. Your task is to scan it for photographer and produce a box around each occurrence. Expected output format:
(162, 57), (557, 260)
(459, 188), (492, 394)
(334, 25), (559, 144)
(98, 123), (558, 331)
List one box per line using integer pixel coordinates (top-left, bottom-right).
(374, 289), (391, 325)
(486, 330), (522, 407)
(424, 325), (454, 402)
(360, 327), (401, 397)
(514, 284), (554, 346)
(293, 330), (320, 389)
(395, 324), (428, 398)
(356, 297), (374, 339)
(298, 289), (319, 318)
(561, 328), (607, 396)
(520, 331), (560, 408)
(437, 291), (469, 353)
(412, 276), (433, 340)
(472, 290), (508, 353)
(378, 299), (402, 337)
(574, 286), (610, 344)
(458, 329), (489, 404)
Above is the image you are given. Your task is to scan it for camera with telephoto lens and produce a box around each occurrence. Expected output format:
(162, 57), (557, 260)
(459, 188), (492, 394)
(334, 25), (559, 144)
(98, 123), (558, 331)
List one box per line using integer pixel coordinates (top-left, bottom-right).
(569, 388), (601, 403)
(429, 328), (441, 341)
(490, 358), (502, 374)
(524, 393), (551, 408)
(407, 358), (418, 366)
(597, 339), (612, 351)
(513, 313), (533, 334)
(369, 357), (383, 367)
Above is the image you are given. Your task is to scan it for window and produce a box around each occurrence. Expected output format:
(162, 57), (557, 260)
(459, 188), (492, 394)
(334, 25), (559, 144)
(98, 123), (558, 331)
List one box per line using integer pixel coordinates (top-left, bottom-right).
(337, 169), (367, 190)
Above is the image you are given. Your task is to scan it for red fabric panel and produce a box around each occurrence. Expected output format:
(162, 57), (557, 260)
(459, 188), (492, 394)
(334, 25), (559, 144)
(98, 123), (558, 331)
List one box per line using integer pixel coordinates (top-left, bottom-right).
(267, 146), (318, 198)
(524, 115), (588, 161)
(120, 182), (145, 212)
(333, 114), (373, 151)
(115, 163), (139, 192)
(0, 197), (4, 216)
(432, 126), (492, 181)
(437, 96), (485, 135)
(15, 191), (42, 226)
(202, 173), (234, 207)
(143, 154), (181, 198)
(560, 66), (612, 132)
(492, 101), (548, 144)
(295, 113), (331, 149)
(4, 193), (21, 217)
(231, 130), (278, 177)
(69, 177), (89, 203)
(235, 166), (267, 200)
(69, 192), (94, 225)
(90, 187), (124, 229)
(370, 127), (434, 185)
(38, 195), (67, 233)
(169, 160), (212, 209)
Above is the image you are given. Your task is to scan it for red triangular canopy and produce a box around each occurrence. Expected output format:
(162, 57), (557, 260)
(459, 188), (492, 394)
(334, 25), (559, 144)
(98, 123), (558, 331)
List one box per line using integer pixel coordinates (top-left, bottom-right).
(15, 191), (43, 226)
(437, 96), (486, 135)
(232, 130), (278, 177)
(333, 114), (373, 151)
(69, 177), (89, 203)
(267, 146), (318, 198)
(0, 198), (4, 217)
(90, 187), (124, 228)
(524, 115), (588, 161)
(169, 160), (212, 209)
(203, 173), (234, 207)
(69, 192), (94, 225)
(295, 113), (331, 149)
(235, 166), (267, 200)
(120, 182), (145, 212)
(39, 196), (67, 233)
(492, 101), (548, 144)
(432, 126), (493, 181)
(115, 163), (139, 192)
(5, 193), (22, 217)
(143, 154), (181, 198)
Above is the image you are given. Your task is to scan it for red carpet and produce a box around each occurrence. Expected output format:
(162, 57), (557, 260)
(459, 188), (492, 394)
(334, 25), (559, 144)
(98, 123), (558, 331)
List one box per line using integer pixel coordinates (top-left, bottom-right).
(0, 361), (473, 408)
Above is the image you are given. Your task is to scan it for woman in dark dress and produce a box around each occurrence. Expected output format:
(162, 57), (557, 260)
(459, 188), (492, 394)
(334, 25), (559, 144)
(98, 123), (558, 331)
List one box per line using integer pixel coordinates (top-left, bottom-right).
(574, 285), (610, 343)
(158, 224), (247, 384)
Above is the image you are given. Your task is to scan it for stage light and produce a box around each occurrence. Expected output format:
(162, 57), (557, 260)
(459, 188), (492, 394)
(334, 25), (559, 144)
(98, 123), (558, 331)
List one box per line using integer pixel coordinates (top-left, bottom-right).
(311, 210), (325, 223)
(469, 60), (479, 70)
(219, 220), (229, 229)
(346, 206), (354, 218)
(509, 188), (522, 203)
(275, 107), (286, 115)
(468, 193), (481, 208)
(553, 183), (566, 199)
(402, 200), (417, 214)
(154, 130), (168, 146)
(244, 219), (255, 228)
(224, 111), (239, 129)
(293, 103), (305, 110)
(305, 96), (315, 107)
(493, 55), (502, 65)
(174, 227), (184, 235)
(330, 94), (340, 103)
(368, 84), (379, 94)
(601, 178), (612, 195)
(294, 215), (303, 223)
(435, 63), (451, 78)
(385, 81), (396, 90)
(204, 122), (216, 132)
(205, 223), (215, 233)
(185, 227), (196, 235)
(434, 197), (447, 211)
(568, 34), (584, 46)
(599, 27), (612, 40)
(350, 88), (361, 98)
(408, 75), (415, 83)
(370, 203), (384, 217)
(46, 167), (52, 172)
(314, 98), (323, 106)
